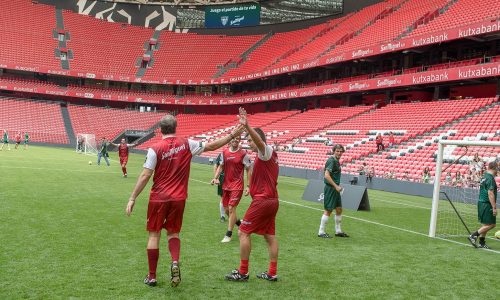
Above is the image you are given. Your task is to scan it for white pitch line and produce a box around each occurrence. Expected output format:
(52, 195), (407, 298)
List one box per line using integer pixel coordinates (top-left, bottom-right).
(190, 178), (500, 254)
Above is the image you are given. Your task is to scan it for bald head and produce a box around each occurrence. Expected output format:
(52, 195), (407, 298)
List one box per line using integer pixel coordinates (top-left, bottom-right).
(160, 114), (177, 135)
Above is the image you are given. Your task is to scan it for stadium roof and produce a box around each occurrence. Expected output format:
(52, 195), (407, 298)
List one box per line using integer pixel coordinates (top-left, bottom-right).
(106, 0), (343, 25)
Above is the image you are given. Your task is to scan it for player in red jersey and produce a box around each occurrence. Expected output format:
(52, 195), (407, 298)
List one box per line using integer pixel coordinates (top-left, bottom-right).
(225, 107), (280, 282)
(111, 138), (137, 177)
(14, 132), (21, 149)
(126, 114), (244, 288)
(212, 135), (252, 243)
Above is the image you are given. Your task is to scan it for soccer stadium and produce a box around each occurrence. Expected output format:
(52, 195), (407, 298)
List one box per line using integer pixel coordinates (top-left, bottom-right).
(1, 0), (499, 298)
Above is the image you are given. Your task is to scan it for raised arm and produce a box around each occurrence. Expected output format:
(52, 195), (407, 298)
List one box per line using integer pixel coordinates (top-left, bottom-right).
(238, 107), (266, 154)
(204, 125), (245, 152)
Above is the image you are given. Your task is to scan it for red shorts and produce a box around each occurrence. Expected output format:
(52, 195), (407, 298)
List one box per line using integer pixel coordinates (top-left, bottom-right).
(222, 190), (243, 207)
(146, 200), (186, 233)
(240, 199), (279, 235)
(119, 156), (128, 165)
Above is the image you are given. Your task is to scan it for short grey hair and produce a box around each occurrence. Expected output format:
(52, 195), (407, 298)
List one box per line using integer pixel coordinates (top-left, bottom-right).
(160, 114), (177, 134)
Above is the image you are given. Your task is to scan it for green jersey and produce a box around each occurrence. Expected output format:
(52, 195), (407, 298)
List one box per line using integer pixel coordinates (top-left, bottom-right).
(3, 132), (7, 142)
(324, 156), (341, 186)
(215, 153), (225, 177)
(24, 133), (29, 141)
(100, 142), (109, 154)
(479, 172), (497, 203)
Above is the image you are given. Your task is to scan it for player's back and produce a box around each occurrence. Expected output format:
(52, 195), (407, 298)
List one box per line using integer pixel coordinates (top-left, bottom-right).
(150, 137), (193, 202)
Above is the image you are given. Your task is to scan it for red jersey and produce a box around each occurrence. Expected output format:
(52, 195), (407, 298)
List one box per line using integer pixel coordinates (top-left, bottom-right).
(118, 143), (129, 157)
(15, 134), (21, 142)
(389, 135), (395, 143)
(145, 137), (203, 202)
(250, 145), (279, 201)
(221, 148), (251, 191)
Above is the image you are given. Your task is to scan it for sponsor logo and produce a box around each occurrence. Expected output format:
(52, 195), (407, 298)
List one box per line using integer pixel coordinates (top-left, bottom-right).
(376, 79), (401, 87)
(380, 41), (405, 52)
(412, 72), (449, 84)
(302, 60), (319, 69)
(349, 83), (369, 90)
(46, 90), (67, 96)
(161, 144), (186, 160)
(15, 66), (39, 72)
(325, 54), (345, 64)
(299, 88), (317, 97)
(84, 93), (94, 99)
(322, 86), (343, 94)
(221, 16), (229, 26)
(412, 33), (448, 46)
(458, 21), (500, 38)
(13, 87), (36, 93)
(317, 193), (324, 202)
(230, 16), (245, 26)
(352, 49), (373, 58)
(458, 65), (500, 79)
(85, 73), (96, 79)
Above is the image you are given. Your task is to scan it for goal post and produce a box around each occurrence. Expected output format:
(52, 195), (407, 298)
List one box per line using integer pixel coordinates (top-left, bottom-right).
(429, 140), (500, 238)
(76, 133), (98, 155)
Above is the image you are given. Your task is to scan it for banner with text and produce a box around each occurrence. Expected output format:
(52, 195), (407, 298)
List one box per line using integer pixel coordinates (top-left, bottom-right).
(205, 3), (260, 28)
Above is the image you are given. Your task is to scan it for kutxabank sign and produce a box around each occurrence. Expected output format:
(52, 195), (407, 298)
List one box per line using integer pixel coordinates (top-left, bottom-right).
(1, 62), (499, 105)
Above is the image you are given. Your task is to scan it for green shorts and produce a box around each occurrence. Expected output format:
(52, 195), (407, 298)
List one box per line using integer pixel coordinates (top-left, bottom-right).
(478, 202), (496, 225)
(217, 174), (224, 197)
(324, 185), (341, 211)
(3, 140), (8, 144)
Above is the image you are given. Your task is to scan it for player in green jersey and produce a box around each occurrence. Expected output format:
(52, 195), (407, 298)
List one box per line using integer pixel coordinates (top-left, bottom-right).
(468, 161), (497, 249)
(318, 144), (349, 238)
(1, 129), (10, 151)
(24, 132), (30, 150)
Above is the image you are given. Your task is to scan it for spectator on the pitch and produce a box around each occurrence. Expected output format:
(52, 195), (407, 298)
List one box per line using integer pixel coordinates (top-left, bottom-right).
(97, 137), (110, 166)
(422, 167), (431, 183)
(358, 162), (368, 175)
(470, 153), (484, 172)
(388, 132), (395, 147)
(453, 171), (463, 187)
(445, 172), (453, 186)
(375, 133), (384, 151)
(367, 166), (375, 183)
(77, 136), (84, 152)
(402, 171), (410, 181)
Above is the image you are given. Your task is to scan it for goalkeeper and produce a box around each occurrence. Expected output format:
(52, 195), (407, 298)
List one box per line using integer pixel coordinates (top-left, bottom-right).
(468, 161), (497, 249)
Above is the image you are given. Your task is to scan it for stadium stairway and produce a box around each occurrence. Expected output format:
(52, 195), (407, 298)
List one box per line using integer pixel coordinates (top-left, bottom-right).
(136, 30), (161, 78)
(60, 103), (76, 146)
(54, 8), (70, 70)
(213, 31), (275, 78)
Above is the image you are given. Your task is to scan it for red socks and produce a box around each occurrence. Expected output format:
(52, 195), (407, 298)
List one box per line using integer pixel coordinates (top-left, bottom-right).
(268, 261), (277, 276)
(239, 259), (249, 275)
(147, 249), (159, 279)
(168, 237), (181, 262)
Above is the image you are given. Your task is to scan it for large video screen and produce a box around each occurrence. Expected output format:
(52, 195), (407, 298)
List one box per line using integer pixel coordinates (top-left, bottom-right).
(205, 3), (260, 28)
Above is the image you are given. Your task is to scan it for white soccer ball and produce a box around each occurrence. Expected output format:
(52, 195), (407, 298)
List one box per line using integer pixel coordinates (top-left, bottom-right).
(88, 161), (92, 165)
(495, 230), (500, 239)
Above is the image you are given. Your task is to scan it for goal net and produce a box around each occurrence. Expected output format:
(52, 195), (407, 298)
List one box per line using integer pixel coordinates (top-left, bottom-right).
(76, 133), (98, 155)
(429, 140), (500, 241)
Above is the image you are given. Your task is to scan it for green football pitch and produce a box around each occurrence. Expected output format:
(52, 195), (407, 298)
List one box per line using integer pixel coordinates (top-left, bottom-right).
(1, 146), (498, 299)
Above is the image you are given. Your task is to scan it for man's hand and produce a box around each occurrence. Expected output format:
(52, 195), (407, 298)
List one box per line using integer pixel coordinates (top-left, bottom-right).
(244, 187), (249, 196)
(336, 186), (343, 193)
(238, 107), (248, 126)
(126, 198), (135, 216)
(211, 178), (220, 185)
(493, 208), (497, 217)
